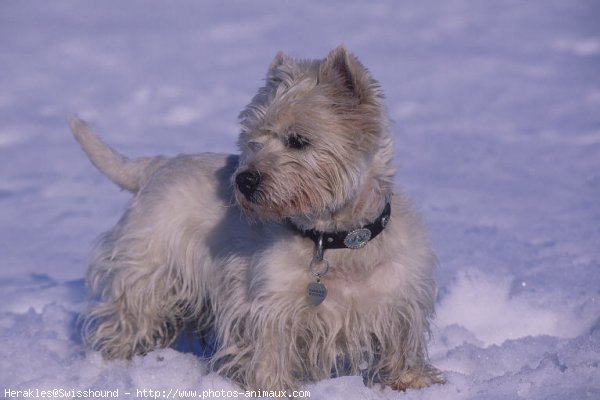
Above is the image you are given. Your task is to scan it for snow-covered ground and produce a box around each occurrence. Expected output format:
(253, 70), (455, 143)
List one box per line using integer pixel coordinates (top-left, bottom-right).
(1, 1), (599, 399)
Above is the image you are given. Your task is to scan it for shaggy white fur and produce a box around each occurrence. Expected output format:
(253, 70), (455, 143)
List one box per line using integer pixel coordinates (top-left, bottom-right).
(71, 46), (443, 392)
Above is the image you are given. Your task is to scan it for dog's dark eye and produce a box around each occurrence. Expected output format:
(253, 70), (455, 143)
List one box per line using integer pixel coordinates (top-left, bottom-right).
(286, 134), (310, 150)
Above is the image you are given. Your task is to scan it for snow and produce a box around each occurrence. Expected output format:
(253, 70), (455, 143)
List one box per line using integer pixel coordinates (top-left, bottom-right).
(1, 0), (599, 399)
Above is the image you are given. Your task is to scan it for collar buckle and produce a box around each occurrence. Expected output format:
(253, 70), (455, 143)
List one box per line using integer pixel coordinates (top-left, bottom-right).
(343, 228), (372, 249)
(294, 201), (392, 250)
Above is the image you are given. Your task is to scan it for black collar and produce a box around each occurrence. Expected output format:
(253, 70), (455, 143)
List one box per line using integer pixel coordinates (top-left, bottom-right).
(295, 202), (391, 250)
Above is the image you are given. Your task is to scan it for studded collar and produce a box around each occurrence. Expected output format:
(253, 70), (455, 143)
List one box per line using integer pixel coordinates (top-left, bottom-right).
(295, 202), (391, 250)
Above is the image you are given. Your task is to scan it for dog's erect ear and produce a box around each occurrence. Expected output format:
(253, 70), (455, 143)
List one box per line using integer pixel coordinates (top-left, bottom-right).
(320, 45), (376, 103)
(266, 51), (294, 86)
(269, 51), (289, 71)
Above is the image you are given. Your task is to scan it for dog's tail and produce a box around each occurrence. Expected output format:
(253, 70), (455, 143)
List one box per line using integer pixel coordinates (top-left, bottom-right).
(69, 116), (161, 193)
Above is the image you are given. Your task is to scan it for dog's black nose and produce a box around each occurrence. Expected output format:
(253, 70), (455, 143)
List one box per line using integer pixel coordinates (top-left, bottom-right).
(235, 170), (261, 197)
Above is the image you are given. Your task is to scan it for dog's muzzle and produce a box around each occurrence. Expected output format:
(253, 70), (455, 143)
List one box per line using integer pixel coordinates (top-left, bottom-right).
(235, 170), (261, 200)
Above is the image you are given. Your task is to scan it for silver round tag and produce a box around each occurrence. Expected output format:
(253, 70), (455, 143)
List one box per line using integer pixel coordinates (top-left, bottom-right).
(343, 228), (372, 249)
(307, 281), (327, 306)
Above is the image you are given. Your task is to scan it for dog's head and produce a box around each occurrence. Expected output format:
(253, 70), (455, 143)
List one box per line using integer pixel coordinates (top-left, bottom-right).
(233, 46), (393, 224)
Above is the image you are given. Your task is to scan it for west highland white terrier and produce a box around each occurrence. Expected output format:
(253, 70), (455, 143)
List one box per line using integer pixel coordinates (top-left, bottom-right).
(70, 46), (443, 392)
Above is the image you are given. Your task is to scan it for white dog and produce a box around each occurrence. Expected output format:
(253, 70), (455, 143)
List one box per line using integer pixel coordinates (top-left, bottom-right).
(71, 46), (442, 391)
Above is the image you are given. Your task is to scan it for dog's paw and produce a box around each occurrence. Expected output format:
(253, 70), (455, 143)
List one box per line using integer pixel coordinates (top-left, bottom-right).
(387, 364), (445, 391)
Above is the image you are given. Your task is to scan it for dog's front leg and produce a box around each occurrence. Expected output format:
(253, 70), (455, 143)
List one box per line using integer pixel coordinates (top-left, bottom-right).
(212, 303), (302, 393)
(383, 362), (445, 391)
(238, 325), (302, 393)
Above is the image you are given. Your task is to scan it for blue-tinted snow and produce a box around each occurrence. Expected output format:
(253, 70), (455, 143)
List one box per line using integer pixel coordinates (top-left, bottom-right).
(1, 1), (599, 399)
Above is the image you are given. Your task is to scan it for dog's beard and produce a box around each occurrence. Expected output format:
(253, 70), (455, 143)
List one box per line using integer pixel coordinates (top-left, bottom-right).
(233, 174), (337, 222)
(233, 154), (362, 223)
(234, 189), (284, 220)
(234, 188), (311, 221)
